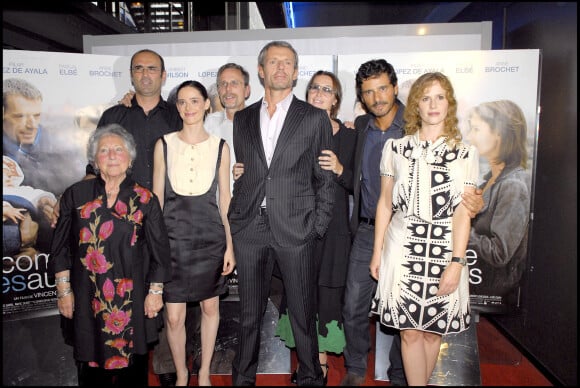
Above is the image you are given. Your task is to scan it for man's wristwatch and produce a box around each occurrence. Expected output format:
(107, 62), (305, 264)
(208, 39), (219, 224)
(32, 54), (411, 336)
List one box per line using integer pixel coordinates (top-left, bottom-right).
(451, 256), (467, 266)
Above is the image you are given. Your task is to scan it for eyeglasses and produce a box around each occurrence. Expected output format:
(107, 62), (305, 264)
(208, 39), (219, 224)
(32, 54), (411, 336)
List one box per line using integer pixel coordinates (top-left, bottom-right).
(217, 80), (244, 89)
(308, 84), (335, 96)
(131, 65), (161, 74)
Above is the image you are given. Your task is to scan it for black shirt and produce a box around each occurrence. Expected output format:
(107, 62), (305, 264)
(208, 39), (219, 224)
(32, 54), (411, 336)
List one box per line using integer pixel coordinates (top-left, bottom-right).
(87, 96), (182, 189)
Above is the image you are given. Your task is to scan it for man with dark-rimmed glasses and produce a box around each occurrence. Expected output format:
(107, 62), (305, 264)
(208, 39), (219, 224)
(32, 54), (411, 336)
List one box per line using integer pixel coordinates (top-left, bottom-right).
(85, 49), (191, 387)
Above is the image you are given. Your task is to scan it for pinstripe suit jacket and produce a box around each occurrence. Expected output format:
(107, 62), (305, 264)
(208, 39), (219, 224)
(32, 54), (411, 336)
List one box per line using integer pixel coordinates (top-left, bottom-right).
(228, 95), (335, 247)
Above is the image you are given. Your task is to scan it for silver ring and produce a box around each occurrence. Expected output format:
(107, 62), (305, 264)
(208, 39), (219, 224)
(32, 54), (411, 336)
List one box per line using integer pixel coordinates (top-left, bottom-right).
(154, 312), (158, 317)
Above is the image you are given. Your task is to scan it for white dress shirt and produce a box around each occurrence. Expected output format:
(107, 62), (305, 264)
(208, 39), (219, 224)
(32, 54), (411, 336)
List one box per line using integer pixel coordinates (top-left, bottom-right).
(259, 93), (293, 206)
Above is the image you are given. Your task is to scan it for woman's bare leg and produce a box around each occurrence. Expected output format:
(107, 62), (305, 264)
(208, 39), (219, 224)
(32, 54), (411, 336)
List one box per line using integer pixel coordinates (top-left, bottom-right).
(198, 296), (220, 386)
(165, 302), (188, 386)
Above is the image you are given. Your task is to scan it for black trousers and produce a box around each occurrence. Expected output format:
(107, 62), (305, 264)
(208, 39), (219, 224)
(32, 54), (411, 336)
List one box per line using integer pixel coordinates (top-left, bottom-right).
(231, 213), (323, 386)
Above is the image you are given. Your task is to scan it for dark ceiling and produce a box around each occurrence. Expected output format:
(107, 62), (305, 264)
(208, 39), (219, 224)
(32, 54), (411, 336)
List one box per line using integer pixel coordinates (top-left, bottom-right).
(255, 2), (287, 28)
(1, 2), (516, 52)
(256, 2), (513, 28)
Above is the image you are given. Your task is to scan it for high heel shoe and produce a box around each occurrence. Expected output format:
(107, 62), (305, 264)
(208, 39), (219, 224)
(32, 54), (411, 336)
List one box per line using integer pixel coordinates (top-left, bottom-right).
(290, 369), (298, 384)
(321, 363), (329, 386)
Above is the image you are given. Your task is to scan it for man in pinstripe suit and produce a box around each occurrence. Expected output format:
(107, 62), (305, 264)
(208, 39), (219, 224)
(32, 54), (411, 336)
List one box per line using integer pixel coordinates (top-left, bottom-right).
(228, 41), (335, 386)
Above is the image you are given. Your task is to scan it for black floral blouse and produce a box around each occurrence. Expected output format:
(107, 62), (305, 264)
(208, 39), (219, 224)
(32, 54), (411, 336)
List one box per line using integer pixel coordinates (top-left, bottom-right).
(51, 176), (171, 369)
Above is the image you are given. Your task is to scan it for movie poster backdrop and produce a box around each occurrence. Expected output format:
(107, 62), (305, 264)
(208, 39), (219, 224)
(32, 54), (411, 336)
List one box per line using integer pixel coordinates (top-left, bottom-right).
(337, 49), (540, 313)
(2, 50), (333, 321)
(3, 51), (126, 320)
(3, 49), (538, 320)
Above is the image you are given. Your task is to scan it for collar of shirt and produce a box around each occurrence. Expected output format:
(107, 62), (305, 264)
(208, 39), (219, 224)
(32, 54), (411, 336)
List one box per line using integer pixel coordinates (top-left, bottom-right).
(260, 92), (293, 116)
(207, 110), (229, 124)
(409, 133), (447, 164)
(130, 95), (171, 112)
(260, 93), (293, 168)
(3, 126), (43, 158)
(367, 99), (406, 134)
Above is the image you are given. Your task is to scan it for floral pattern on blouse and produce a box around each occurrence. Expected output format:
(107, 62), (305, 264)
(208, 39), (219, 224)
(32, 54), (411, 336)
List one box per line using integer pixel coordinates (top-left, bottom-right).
(76, 185), (150, 369)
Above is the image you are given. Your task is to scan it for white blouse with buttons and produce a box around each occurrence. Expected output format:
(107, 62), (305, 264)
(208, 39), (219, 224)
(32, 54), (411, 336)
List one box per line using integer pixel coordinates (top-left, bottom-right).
(165, 132), (220, 196)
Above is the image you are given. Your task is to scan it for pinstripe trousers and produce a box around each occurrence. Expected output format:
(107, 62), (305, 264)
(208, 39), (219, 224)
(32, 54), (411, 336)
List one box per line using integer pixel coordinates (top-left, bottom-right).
(231, 212), (324, 386)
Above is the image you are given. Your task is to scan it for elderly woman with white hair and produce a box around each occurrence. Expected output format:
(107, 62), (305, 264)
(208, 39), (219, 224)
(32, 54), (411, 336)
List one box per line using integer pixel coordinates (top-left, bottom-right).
(50, 123), (171, 386)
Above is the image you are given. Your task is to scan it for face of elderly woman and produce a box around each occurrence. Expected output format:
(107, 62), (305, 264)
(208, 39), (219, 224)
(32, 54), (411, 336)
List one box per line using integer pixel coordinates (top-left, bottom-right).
(95, 134), (131, 178)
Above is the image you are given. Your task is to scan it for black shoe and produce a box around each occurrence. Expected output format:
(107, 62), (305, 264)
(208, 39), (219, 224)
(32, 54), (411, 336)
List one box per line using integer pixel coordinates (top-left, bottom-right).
(290, 369), (297, 384)
(339, 373), (365, 386)
(321, 363), (329, 386)
(158, 372), (177, 387)
(291, 365), (328, 385)
(387, 368), (407, 386)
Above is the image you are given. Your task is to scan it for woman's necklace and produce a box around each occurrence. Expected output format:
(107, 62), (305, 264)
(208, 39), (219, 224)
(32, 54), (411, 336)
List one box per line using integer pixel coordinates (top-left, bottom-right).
(106, 188), (119, 198)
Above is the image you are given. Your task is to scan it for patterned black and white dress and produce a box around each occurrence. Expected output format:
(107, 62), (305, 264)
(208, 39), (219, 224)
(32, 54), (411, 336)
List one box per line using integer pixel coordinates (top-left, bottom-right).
(370, 134), (479, 335)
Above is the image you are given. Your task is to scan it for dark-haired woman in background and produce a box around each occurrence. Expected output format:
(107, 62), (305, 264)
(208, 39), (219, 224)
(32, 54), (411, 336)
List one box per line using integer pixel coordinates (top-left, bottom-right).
(152, 80), (235, 386)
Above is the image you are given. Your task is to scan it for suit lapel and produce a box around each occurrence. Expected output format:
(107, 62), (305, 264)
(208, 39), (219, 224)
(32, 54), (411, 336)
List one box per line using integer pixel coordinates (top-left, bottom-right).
(354, 114), (372, 193)
(270, 96), (303, 167)
(354, 114), (372, 171)
(247, 100), (268, 167)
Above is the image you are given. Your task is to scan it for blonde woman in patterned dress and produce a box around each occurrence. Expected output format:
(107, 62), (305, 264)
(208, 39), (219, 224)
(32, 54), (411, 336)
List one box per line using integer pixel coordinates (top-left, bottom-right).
(369, 72), (479, 386)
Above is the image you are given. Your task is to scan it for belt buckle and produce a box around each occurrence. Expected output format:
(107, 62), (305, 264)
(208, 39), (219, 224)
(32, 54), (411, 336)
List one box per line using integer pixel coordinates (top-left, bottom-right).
(362, 217), (374, 225)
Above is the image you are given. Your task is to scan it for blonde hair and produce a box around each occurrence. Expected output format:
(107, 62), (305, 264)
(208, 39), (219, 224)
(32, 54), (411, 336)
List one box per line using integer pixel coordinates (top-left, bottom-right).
(403, 72), (461, 148)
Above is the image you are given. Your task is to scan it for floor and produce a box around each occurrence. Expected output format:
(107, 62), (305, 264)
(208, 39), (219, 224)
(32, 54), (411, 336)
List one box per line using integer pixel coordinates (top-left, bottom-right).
(146, 314), (554, 386)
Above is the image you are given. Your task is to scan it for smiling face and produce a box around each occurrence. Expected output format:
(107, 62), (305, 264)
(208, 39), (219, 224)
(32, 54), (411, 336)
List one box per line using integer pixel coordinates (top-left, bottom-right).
(307, 74), (337, 115)
(3, 95), (42, 145)
(95, 134), (131, 179)
(217, 67), (250, 111)
(417, 81), (449, 128)
(175, 85), (210, 126)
